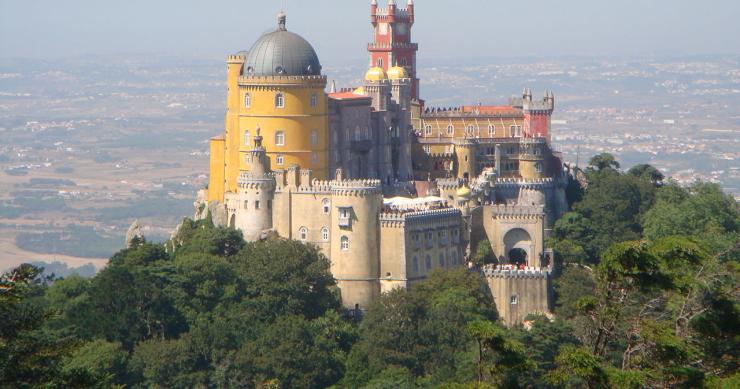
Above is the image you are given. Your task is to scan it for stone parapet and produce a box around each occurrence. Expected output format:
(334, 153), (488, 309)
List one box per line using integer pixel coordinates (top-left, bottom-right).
(489, 204), (544, 218)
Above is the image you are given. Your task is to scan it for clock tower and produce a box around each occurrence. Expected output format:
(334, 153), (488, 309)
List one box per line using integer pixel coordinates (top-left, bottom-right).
(369, 0), (420, 100)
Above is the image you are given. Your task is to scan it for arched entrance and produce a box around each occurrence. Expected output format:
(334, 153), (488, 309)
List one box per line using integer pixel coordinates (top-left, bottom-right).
(503, 228), (532, 266)
(508, 248), (528, 266)
(229, 214), (236, 229)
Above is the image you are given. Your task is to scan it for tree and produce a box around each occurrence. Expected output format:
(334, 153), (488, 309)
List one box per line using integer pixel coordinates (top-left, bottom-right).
(628, 164), (664, 186)
(588, 153), (620, 172)
(472, 240), (496, 266)
(545, 345), (608, 389)
(467, 320), (531, 388)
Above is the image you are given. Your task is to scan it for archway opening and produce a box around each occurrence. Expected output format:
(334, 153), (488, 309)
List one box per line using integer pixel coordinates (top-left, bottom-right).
(503, 228), (532, 267)
(508, 248), (528, 267)
(229, 214), (236, 229)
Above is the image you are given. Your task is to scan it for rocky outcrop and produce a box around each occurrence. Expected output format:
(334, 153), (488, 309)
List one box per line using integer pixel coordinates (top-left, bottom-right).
(125, 220), (145, 248)
(193, 189), (228, 227)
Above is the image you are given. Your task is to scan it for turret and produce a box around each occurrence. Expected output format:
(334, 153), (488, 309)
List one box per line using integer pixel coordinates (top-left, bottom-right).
(370, 0), (378, 25)
(330, 179), (383, 310)
(229, 128), (276, 241)
(407, 0), (414, 24)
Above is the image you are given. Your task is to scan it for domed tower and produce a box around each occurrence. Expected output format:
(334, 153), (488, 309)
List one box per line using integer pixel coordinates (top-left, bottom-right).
(211, 11), (329, 204)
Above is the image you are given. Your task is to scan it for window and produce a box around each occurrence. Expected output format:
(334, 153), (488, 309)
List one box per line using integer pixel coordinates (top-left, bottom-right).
(311, 152), (318, 165)
(450, 249), (457, 265)
(275, 93), (285, 108)
(255, 200), (260, 210)
(340, 236), (349, 250)
(424, 124), (433, 136)
(377, 57), (384, 67)
(425, 255), (432, 270)
(439, 253), (445, 267)
(276, 155), (284, 165)
(488, 124), (495, 136)
(322, 199), (331, 214)
(400, 57), (407, 66)
(413, 256), (419, 272)
(299, 227), (308, 242)
(338, 207), (352, 227)
(321, 227), (329, 242)
(244, 93), (251, 108)
(510, 125), (522, 137)
(244, 130), (250, 146)
(510, 295), (518, 305)
(310, 93), (317, 108)
(535, 162), (543, 173)
(243, 200), (248, 210)
(423, 145), (431, 154)
(447, 124), (454, 135)
(275, 131), (285, 146)
(467, 124), (476, 133)
(311, 129), (318, 145)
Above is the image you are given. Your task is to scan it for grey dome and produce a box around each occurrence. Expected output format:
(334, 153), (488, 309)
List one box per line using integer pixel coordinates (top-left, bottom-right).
(243, 13), (321, 77)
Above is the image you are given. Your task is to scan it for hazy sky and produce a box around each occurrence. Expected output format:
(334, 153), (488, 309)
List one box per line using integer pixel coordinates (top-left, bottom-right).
(1, 0), (739, 62)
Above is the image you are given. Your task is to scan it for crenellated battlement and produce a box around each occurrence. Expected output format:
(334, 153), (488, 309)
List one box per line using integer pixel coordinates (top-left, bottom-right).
(483, 266), (550, 279)
(379, 207), (461, 227)
(436, 177), (465, 190)
(489, 204), (544, 218)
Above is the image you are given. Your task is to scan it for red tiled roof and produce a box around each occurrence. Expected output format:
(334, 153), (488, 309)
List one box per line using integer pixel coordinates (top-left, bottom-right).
(461, 105), (520, 115)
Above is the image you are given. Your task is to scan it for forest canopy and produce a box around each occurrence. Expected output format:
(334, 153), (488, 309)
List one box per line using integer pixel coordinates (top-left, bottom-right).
(1, 154), (738, 388)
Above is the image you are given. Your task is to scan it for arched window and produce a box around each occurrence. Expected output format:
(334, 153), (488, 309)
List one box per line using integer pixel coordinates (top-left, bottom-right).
(413, 256), (419, 272)
(425, 255), (432, 270)
(244, 93), (251, 108)
(244, 130), (250, 145)
(535, 161), (543, 173)
(275, 92), (285, 108)
(321, 227), (329, 242)
(488, 124), (495, 136)
(400, 58), (407, 66)
(340, 236), (349, 250)
(243, 200), (248, 210)
(310, 93), (318, 108)
(322, 198), (331, 214)
(376, 58), (383, 68)
(447, 124), (454, 135)
(467, 124), (476, 133)
(276, 155), (284, 165)
(439, 253), (445, 267)
(311, 152), (318, 165)
(311, 129), (318, 145)
(424, 124), (433, 136)
(275, 131), (285, 146)
(299, 227), (308, 242)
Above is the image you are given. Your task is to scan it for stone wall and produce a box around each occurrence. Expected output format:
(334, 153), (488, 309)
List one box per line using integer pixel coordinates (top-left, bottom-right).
(484, 267), (552, 326)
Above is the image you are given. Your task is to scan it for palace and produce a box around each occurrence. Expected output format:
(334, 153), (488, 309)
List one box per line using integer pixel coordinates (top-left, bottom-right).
(197, 1), (568, 325)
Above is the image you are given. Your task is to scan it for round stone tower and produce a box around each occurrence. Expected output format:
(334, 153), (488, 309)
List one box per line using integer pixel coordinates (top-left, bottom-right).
(329, 174), (383, 311)
(231, 129), (275, 241)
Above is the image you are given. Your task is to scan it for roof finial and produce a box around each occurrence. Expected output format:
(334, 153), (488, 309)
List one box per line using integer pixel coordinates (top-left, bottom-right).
(277, 10), (287, 31)
(254, 126), (263, 148)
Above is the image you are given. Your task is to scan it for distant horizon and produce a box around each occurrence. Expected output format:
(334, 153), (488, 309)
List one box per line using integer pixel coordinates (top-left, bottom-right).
(2, 0), (739, 62)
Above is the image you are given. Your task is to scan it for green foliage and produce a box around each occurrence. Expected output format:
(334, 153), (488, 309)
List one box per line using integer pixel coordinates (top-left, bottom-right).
(546, 345), (608, 388)
(642, 182), (739, 250)
(588, 152), (620, 171)
(344, 268), (497, 387)
(472, 239), (496, 266)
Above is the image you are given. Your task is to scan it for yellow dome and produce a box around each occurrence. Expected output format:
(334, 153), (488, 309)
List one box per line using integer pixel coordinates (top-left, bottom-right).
(353, 86), (366, 95)
(387, 66), (408, 79)
(456, 186), (471, 199)
(364, 67), (387, 81)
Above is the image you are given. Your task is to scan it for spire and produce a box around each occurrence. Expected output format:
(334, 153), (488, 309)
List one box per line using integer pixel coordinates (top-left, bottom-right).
(371, 0), (377, 5)
(253, 126), (263, 149)
(277, 10), (287, 31)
